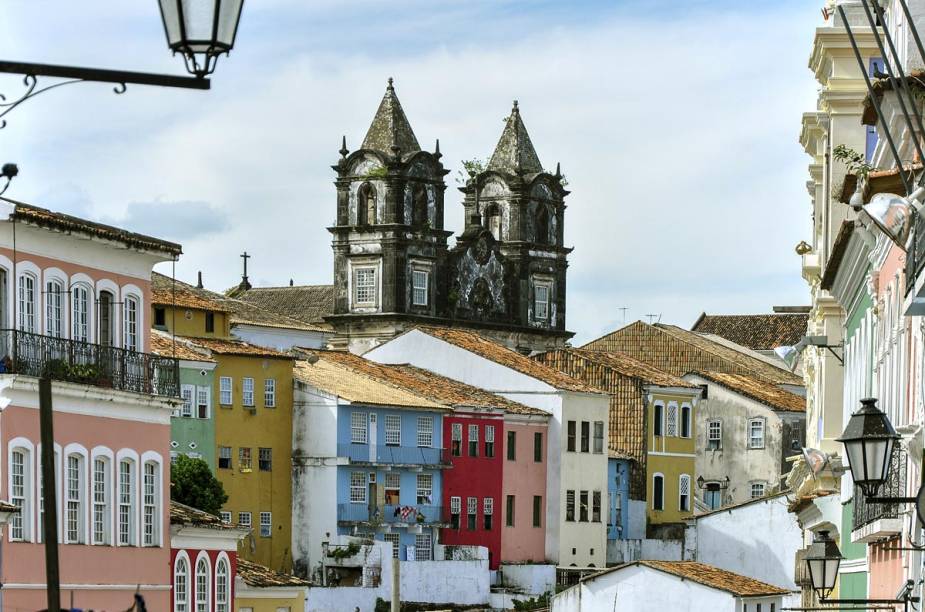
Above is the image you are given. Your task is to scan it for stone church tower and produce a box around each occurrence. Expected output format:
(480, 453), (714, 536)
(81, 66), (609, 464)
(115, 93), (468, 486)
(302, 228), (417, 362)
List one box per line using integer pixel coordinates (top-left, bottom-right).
(327, 81), (572, 354)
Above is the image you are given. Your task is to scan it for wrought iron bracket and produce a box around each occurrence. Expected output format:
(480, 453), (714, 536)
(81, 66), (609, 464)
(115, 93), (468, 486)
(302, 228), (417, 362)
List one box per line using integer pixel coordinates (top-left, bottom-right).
(0, 60), (209, 129)
(866, 496), (918, 504)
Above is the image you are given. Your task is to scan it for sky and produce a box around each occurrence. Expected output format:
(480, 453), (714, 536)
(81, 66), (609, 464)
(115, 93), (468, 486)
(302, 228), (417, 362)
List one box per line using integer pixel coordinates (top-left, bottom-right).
(0, 1), (822, 345)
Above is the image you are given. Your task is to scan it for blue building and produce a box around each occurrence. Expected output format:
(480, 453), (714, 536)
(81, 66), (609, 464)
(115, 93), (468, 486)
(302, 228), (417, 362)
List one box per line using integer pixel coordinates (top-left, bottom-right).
(292, 350), (452, 575)
(607, 457), (632, 541)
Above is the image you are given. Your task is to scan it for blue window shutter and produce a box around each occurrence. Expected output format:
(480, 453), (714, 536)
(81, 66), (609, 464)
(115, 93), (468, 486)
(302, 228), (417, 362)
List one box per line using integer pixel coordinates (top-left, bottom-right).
(865, 57), (883, 161)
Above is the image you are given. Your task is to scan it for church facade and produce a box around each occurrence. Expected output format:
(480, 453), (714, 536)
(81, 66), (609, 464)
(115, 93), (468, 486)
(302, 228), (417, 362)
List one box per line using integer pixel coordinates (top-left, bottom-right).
(325, 80), (573, 354)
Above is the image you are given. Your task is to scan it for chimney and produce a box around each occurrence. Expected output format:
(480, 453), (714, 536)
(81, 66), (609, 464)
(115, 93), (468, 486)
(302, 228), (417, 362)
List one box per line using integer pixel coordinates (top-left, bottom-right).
(196, 271), (204, 289)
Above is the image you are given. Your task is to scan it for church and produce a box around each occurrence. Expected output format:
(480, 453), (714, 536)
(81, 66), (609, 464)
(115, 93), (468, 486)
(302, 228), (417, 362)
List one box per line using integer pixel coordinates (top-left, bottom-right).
(235, 79), (574, 354)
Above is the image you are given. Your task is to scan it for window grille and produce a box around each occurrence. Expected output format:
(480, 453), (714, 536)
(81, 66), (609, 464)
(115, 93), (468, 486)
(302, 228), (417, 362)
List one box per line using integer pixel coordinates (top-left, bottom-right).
(264, 379), (276, 407)
(351, 412), (368, 444)
(350, 472), (367, 503)
(220, 377), (232, 405)
(354, 268), (376, 305)
(417, 416), (433, 448)
(260, 512), (272, 537)
(242, 377), (255, 407)
(412, 270), (428, 306)
(385, 415), (401, 446)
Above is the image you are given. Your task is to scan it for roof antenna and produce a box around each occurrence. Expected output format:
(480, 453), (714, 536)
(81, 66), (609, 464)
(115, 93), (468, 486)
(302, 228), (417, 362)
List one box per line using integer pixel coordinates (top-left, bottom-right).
(196, 271), (203, 289)
(644, 314), (661, 325)
(617, 307), (628, 324)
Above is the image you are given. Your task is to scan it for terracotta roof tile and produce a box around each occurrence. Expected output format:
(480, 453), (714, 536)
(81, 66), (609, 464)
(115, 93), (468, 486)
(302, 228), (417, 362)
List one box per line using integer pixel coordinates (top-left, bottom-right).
(236, 558), (311, 588)
(692, 313), (809, 351)
(169, 501), (231, 529)
(149, 330), (215, 362)
(234, 285), (334, 326)
(2, 197), (182, 256)
(635, 561), (789, 597)
(151, 274), (230, 313)
(692, 371), (805, 412)
(182, 335), (293, 360)
(415, 327), (601, 393)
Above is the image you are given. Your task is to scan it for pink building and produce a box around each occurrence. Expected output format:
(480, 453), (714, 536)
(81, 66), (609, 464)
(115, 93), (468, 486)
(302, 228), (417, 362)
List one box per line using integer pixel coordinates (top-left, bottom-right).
(0, 197), (182, 610)
(501, 412), (549, 563)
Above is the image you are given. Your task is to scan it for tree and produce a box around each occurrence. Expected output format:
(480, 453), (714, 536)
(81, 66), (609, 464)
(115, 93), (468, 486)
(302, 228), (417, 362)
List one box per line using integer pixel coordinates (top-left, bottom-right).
(171, 455), (228, 515)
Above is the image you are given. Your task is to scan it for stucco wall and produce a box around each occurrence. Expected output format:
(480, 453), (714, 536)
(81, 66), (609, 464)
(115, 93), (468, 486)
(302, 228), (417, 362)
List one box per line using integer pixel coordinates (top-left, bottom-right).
(500, 417), (548, 563)
(171, 362), (216, 468)
(498, 563), (556, 596)
(231, 325), (329, 351)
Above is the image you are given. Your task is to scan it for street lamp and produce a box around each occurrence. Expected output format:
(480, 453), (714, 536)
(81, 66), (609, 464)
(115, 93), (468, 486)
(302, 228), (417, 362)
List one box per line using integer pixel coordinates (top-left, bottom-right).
(857, 188), (925, 247)
(836, 398), (901, 498)
(158, 0), (245, 77)
(804, 530), (841, 601)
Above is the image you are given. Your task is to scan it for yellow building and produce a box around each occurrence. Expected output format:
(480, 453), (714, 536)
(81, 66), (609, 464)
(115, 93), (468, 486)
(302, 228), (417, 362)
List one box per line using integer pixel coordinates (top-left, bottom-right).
(645, 385), (700, 525)
(151, 271), (233, 338)
(184, 335), (296, 571)
(235, 558), (308, 612)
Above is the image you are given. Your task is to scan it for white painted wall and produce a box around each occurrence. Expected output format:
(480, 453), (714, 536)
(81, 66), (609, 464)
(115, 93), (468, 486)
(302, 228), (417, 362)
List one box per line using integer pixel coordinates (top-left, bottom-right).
(499, 564), (556, 596)
(231, 324), (329, 351)
(693, 494), (802, 591)
(292, 382), (341, 576)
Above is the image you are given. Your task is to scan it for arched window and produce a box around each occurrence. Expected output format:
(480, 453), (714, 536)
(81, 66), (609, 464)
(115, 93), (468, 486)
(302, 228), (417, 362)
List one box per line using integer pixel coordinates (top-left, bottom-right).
(653, 403), (664, 437)
(484, 204), (502, 240)
(666, 403), (678, 437)
(123, 296), (139, 351)
(652, 474), (664, 511)
(174, 554), (190, 612)
(18, 273), (36, 333)
(99, 290), (114, 346)
(679, 474), (691, 512)
(215, 555), (230, 612)
(142, 460), (159, 546)
(72, 285), (90, 342)
(37, 445), (60, 544)
(357, 182), (376, 225)
(195, 555), (211, 612)
(535, 205), (549, 244)
(680, 405), (691, 438)
(46, 279), (64, 338)
(118, 459), (136, 546)
(412, 183), (428, 226)
(9, 446), (31, 541)
(92, 456), (111, 544)
(65, 453), (85, 543)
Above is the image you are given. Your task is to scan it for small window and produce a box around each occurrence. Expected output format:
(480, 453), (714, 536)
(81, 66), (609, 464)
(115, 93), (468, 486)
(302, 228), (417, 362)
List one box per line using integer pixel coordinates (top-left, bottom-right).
(9, 448), (30, 541)
(242, 378), (255, 407)
(142, 461), (159, 547)
(259, 512), (272, 537)
(154, 307), (166, 328)
(749, 419), (766, 449)
(357, 182), (377, 225)
(219, 377), (232, 406)
(264, 379), (276, 408)
(593, 422), (604, 454)
(353, 267), (377, 306)
(258, 448), (272, 471)
(468, 424), (479, 457)
(450, 496), (461, 529)
(653, 403), (664, 437)
(414, 533), (432, 561)
(533, 495), (542, 527)
(181, 385), (194, 418)
(534, 284), (549, 321)
(205, 311), (215, 333)
(484, 497), (494, 530)
(451, 423), (462, 456)
(534, 432), (543, 462)
(218, 446), (232, 469)
(485, 425), (495, 457)
(565, 490), (575, 522)
(416, 473), (433, 505)
(680, 405), (691, 438)
(579, 491), (589, 522)
(666, 404), (678, 437)
(567, 421), (576, 452)
(384, 472), (400, 505)
(350, 472), (366, 503)
(580, 421), (590, 453)
(351, 412), (368, 444)
(507, 430), (517, 461)
(18, 274), (36, 333)
(412, 270), (429, 306)
(707, 420), (722, 450)
(592, 491), (601, 522)
(196, 387), (209, 419)
(417, 416), (433, 448)
(238, 512), (252, 528)
(385, 415), (401, 446)
(219, 511), (231, 524)
(679, 475), (691, 512)
(751, 482), (766, 499)
(506, 495), (515, 527)
(123, 296), (139, 351)
(653, 475), (664, 511)
(238, 448), (252, 471)
(467, 496), (477, 530)
(384, 532), (400, 558)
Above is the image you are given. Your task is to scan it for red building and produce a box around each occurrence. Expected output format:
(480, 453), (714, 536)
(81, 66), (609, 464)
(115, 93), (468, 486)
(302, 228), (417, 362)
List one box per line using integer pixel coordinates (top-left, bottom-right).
(441, 411), (506, 568)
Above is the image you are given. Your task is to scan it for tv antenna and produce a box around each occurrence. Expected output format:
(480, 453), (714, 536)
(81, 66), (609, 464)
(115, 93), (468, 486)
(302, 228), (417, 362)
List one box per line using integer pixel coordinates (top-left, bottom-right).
(617, 307), (628, 324)
(644, 314), (661, 325)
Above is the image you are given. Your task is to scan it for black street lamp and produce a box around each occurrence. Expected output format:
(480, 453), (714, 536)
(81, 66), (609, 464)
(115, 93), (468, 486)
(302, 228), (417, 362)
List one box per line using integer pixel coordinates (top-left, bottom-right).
(158, 0), (245, 77)
(837, 398), (901, 498)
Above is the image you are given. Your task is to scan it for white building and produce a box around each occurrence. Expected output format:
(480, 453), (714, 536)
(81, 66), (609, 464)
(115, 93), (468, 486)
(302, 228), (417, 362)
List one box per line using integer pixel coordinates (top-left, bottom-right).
(550, 561), (788, 612)
(365, 326), (610, 567)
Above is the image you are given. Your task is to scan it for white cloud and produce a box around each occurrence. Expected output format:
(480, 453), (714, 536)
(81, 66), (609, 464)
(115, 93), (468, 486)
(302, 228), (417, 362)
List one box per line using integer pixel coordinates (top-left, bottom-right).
(0, 2), (821, 343)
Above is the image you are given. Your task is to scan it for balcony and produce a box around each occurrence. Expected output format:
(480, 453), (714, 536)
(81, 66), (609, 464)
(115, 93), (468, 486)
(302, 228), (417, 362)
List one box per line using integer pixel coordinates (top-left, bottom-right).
(906, 215), (925, 296)
(852, 446), (905, 543)
(337, 502), (446, 527)
(0, 329), (180, 397)
(337, 443), (450, 467)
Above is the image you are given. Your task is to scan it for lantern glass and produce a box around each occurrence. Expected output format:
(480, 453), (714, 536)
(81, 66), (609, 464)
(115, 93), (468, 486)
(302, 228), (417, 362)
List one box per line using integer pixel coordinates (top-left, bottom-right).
(158, 0), (244, 77)
(804, 531), (842, 599)
(838, 398), (900, 498)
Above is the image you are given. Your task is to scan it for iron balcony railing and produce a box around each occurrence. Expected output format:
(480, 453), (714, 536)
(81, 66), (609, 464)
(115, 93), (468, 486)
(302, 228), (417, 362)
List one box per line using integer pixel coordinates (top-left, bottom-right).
(337, 502), (443, 525)
(0, 329), (180, 397)
(853, 446), (906, 531)
(337, 443), (449, 466)
(906, 215), (925, 294)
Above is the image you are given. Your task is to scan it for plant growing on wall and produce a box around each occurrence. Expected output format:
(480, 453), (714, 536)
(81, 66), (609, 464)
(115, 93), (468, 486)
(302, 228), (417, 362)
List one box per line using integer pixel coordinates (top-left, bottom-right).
(456, 158), (486, 185)
(833, 144), (873, 181)
(327, 541), (361, 560)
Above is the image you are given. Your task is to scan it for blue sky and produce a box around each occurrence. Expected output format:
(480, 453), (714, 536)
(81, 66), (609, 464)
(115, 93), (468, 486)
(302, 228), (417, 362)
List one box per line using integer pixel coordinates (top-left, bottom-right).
(0, 1), (822, 344)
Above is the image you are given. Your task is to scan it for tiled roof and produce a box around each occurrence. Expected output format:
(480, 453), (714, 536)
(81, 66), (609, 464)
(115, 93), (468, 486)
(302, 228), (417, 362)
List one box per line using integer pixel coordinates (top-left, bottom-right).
(588, 561), (789, 597)
(581, 321), (801, 386)
(414, 327), (600, 393)
(2, 197), (182, 256)
(152, 272), (327, 332)
(150, 329), (215, 363)
(691, 313), (809, 351)
(236, 558), (311, 588)
(170, 501), (231, 529)
(541, 349), (697, 389)
(294, 355), (446, 411)
(182, 335), (293, 360)
(691, 372), (805, 412)
(233, 284), (334, 326)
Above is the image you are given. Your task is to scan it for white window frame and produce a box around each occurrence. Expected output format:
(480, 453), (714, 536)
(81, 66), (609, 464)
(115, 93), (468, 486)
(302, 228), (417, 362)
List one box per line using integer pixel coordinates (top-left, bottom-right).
(215, 553), (231, 612)
(351, 264), (379, 309)
(414, 533), (432, 561)
(416, 473), (433, 505)
(534, 282), (550, 321)
(123, 295), (139, 351)
(264, 378), (276, 408)
(91, 453), (111, 545)
(653, 402), (664, 437)
(666, 403), (678, 437)
(679, 474), (691, 512)
(748, 418), (766, 449)
(195, 552), (211, 612)
(350, 471), (367, 503)
(196, 387), (210, 419)
(117, 458), (136, 546)
(219, 511), (231, 524)
(412, 269), (429, 306)
(45, 278), (64, 338)
(238, 512), (252, 528)
(219, 376), (232, 406)
(260, 511), (272, 537)
(65, 453), (85, 544)
(8, 439), (33, 542)
(218, 446), (232, 469)
(71, 283), (90, 342)
(417, 416), (434, 448)
(483, 497), (493, 515)
(258, 447), (272, 471)
(593, 421), (604, 454)
(750, 482), (766, 499)
(467, 496), (478, 515)
(652, 473), (665, 511)
(680, 404), (692, 438)
(242, 377), (255, 407)
(351, 411), (368, 444)
(450, 496), (461, 514)
(383, 532), (400, 559)
(707, 419), (722, 450)
(142, 460), (160, 547)
(174, 551), (191, 612)
(18, 273), (36, 333)
(181, 385), (195, 418)
(385, 414), (401, 446)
